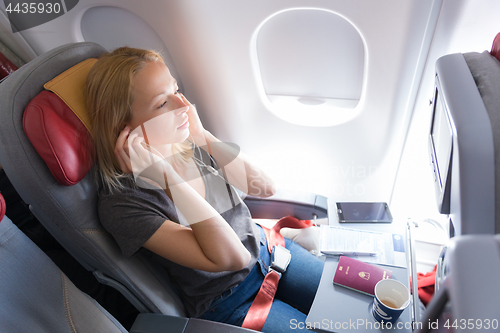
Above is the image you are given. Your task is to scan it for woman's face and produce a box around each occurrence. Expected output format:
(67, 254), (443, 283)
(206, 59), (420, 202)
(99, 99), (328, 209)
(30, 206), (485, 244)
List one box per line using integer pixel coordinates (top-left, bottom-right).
(128, 60), (190, 145)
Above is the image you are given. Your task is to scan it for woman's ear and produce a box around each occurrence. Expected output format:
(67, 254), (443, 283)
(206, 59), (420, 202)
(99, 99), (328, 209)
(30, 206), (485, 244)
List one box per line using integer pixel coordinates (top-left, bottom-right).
(120, 118), (133, 132)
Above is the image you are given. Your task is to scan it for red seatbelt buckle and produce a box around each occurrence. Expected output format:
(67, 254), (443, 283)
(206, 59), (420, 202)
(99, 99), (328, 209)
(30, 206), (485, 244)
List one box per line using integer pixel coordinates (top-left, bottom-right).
(270, 245), (291, 274)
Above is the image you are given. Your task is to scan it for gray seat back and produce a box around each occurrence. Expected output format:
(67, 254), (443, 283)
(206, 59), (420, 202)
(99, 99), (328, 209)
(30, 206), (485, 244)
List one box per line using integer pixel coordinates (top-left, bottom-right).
(434, 52), (497, 236)
(0, 42), (186, 316)
(463, 51), (500, 234)
(0, 215), (127, 333)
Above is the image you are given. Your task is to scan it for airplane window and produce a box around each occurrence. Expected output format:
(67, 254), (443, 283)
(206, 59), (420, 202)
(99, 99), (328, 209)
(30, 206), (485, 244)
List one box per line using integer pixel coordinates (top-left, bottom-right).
(252, 8), (365, 126)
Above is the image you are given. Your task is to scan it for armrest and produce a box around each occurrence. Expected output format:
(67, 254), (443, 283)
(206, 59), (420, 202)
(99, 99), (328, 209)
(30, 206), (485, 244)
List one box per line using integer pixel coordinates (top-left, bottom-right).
(130, 313), (188, 333)
(243, 188), (328, 220)
(185, 319), (257, 333)
(129, 314), (257, 333)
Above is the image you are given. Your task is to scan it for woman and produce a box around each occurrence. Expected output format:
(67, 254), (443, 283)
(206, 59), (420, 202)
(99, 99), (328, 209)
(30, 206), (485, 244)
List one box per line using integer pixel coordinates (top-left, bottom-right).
(86, 46), (324, 333)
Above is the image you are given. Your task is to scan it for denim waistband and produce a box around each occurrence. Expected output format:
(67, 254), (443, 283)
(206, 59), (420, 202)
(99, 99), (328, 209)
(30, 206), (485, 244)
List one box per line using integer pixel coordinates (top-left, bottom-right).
(201, 224), (269, 317)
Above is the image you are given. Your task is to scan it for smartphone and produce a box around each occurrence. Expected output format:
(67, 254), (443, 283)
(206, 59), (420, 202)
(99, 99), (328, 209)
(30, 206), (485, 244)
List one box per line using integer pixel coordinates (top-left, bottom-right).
(336, 202), (393, 223)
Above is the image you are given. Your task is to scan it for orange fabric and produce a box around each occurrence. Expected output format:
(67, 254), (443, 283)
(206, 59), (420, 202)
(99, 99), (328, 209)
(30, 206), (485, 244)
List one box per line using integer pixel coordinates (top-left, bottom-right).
(43, 58), (98, 134)
(242, 216), (312, 331)
(410, 265), (437, 306)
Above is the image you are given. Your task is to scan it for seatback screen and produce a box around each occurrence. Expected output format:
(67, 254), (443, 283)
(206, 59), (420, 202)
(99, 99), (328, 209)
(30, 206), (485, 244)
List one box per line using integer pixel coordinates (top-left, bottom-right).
(431, 91), (453, 189)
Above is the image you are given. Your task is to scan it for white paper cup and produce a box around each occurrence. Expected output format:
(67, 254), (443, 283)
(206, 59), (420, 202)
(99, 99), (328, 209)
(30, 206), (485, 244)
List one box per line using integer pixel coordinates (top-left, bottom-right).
(372, 279), (410, 324)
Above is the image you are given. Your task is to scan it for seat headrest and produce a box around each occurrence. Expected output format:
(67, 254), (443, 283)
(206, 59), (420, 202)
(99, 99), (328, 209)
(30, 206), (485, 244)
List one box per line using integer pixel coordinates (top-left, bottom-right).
(23, 59), (97, 186)
(44, 58), (97, 133)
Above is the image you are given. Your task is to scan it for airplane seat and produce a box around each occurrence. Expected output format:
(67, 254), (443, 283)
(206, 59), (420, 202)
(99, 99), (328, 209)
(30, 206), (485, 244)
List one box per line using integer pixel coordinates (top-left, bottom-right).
(0, 42), (187, 317)
(0, 41), (328, 321)
(415, 233), (500, 333)
(416, 35), (500, 330)
(431, 32), (500, 237)
(0, 197), (128, 333)
(429, 32), (500, 302)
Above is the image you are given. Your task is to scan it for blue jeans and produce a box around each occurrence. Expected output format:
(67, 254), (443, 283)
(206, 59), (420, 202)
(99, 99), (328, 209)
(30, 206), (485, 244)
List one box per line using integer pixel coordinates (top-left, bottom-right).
(200, 226), (324, 333)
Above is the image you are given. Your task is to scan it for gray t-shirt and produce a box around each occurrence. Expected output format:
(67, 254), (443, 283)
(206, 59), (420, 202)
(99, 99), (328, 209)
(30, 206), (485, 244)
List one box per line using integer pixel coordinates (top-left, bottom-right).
(98, 147), (260, 317)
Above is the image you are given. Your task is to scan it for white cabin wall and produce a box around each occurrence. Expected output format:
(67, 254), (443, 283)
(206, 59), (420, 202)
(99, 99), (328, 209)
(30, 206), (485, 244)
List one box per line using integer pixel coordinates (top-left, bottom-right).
(1, 0), (443, 205)
(158, 0), (442, 203)
(392, 0), (500, 223)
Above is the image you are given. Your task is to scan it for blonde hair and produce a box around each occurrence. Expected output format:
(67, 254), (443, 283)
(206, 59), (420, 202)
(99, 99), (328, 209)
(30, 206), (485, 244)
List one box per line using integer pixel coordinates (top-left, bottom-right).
(86, 46), (192, 192)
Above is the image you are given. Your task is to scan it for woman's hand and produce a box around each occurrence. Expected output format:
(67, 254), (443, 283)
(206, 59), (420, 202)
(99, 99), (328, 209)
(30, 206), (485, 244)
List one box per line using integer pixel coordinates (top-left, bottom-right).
(180, 93), (206, 144)
(114, 126), (171, 188)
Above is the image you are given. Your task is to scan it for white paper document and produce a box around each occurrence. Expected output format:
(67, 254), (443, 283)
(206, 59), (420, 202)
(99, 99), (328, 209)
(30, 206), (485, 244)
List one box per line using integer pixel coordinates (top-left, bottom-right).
(320, 225), (407, 268)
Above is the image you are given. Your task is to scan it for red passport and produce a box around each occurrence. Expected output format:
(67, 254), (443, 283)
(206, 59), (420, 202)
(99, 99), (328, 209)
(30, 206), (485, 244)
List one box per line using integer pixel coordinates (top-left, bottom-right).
(333, 256), (392, 296)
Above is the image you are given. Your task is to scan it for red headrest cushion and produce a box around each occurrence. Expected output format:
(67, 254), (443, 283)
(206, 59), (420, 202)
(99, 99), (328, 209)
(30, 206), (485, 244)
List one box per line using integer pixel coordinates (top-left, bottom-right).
(491, 32), (500, 62)
(0, 192), (5, 222)
(23, 90), (94, 186)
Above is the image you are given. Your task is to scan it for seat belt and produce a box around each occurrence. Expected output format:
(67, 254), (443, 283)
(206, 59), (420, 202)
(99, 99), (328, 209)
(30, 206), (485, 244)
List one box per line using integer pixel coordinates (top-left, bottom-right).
(242, 216), (314, 331)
